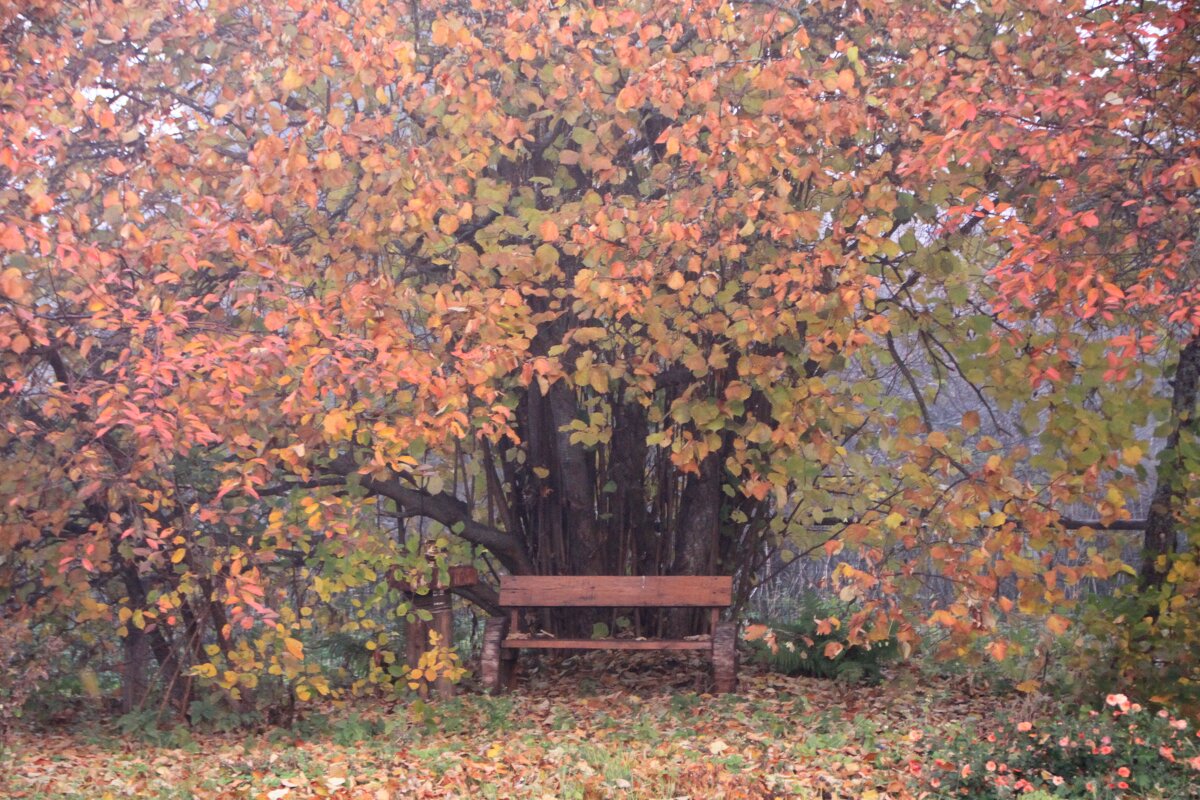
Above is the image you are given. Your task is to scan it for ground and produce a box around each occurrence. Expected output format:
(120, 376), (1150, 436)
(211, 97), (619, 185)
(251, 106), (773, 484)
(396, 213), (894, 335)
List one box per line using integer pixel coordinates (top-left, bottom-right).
(1, 654), (1003, 799)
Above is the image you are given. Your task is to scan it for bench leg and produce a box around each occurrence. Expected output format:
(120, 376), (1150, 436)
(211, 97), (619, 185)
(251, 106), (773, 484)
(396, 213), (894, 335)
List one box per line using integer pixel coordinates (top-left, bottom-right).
(481, 616), (514, 694)
(712, 621), (738, 693)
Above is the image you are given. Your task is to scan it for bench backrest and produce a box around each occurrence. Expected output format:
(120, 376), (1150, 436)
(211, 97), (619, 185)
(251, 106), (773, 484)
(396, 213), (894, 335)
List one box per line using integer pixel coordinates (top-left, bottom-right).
(499, 576), (732, 608)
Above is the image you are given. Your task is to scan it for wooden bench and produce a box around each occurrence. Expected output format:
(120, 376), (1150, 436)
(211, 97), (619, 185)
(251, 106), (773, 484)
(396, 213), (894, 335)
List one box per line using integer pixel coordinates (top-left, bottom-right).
(480, 576), (738, 694)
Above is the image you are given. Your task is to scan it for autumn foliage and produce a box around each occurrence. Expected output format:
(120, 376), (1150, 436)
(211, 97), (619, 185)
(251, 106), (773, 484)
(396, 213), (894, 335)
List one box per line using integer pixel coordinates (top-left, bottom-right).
(1, 0), (1199, 715)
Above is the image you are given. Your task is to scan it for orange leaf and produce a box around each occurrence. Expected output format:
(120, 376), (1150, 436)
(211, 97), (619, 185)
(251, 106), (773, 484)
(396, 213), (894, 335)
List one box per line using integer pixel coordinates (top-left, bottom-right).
(539, 218), (559, 242)
(744, 623), (769, 641)
(0, 267), (27, 301)
(616, 85), (641, 112)
(0, 225), (24, 251)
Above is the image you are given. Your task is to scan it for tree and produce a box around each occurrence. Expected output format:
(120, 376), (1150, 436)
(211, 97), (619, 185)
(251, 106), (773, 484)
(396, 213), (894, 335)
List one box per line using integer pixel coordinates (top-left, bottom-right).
(2, 0), (1197, 709)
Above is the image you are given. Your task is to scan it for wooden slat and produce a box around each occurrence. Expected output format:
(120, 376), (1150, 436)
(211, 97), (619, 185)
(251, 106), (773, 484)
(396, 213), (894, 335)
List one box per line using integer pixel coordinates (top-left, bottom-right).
(502, 638), (712, 650)
(499, 576), (732, 608)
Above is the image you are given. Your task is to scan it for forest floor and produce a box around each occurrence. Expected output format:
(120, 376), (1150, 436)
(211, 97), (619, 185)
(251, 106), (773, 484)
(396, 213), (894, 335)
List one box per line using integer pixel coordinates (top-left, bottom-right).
(0, 653), (1011, 799)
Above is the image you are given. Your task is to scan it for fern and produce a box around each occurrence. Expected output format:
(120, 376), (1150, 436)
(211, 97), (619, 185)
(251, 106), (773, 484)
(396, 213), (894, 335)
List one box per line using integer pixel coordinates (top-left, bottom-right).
(748, 594), (898, 684)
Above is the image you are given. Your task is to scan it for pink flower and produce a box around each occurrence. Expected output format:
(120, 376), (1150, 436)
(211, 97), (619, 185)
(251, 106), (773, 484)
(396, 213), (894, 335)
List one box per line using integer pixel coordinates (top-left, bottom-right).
(1117, 766), (1131, 778)
(1059, 736), (1071, 747)
(1106, 693), (1128, 708)
(1017, 721), (1033, 732)
(961, 764), (972, 778)
(986, 761), (996, 772)
(1158, 709), (1170, 718)
(1053, 775), (1065, 786)
(1160, 746), (1175, 762)
(1188, 755), (1200, 771)
(1171, 719), (1189, 731)
(1100, 745), (1114, 755)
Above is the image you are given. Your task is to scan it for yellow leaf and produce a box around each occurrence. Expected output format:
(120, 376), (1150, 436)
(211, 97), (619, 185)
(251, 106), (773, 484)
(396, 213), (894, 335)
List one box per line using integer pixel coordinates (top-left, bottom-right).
(439, 213), (459, 234)
(1045, 614), (1070, 635)
(1015, 679), (1040, 693)
(295, 684), (312, 701)
(666, 271), (686, 291)
(80, 668), (100, 698)
(486, 742), (503, 758)
(171, 548), (186, 564)
(243, 189), (264, 211)
(285, 637), (305, 660)
(281, 66), (304, 93)
(1121, 445), (1143, 466)
(884, 512), (904, 529)
(322, 409), (352, 439)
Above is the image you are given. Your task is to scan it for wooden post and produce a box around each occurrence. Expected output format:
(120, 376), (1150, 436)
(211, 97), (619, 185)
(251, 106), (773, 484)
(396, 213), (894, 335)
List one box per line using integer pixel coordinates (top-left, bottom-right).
(431, 588), (455, 698)
(407, 593), (434, 699)
(399, 566), (478, 700)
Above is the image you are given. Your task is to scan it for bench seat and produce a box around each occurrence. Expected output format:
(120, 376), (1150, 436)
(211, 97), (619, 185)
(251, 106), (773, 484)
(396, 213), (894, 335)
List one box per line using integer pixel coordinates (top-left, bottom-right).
(503, 637), (712, 650)
(481, 575), (738, 693)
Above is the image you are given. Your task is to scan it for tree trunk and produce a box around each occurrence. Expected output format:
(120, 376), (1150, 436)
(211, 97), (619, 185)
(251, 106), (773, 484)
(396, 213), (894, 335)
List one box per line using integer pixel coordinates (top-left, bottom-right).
(120, 563), (189, 715)
(668, 449), (724, 636)
(120, 628), (150, 714)
(1139, 335), (1200, 589)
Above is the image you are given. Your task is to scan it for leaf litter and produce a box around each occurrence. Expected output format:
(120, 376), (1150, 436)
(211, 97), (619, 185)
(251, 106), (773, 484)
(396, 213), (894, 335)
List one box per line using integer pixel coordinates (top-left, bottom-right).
(2, 655), (1000, 799)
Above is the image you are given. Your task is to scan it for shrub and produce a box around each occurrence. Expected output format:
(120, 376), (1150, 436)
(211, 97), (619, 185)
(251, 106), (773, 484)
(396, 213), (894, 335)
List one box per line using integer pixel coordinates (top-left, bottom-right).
(1, 617), (65, 755)
(745, 594), (898, 684)
(1060, 569), (1200, 714)
(924, 694), (1200, 798)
